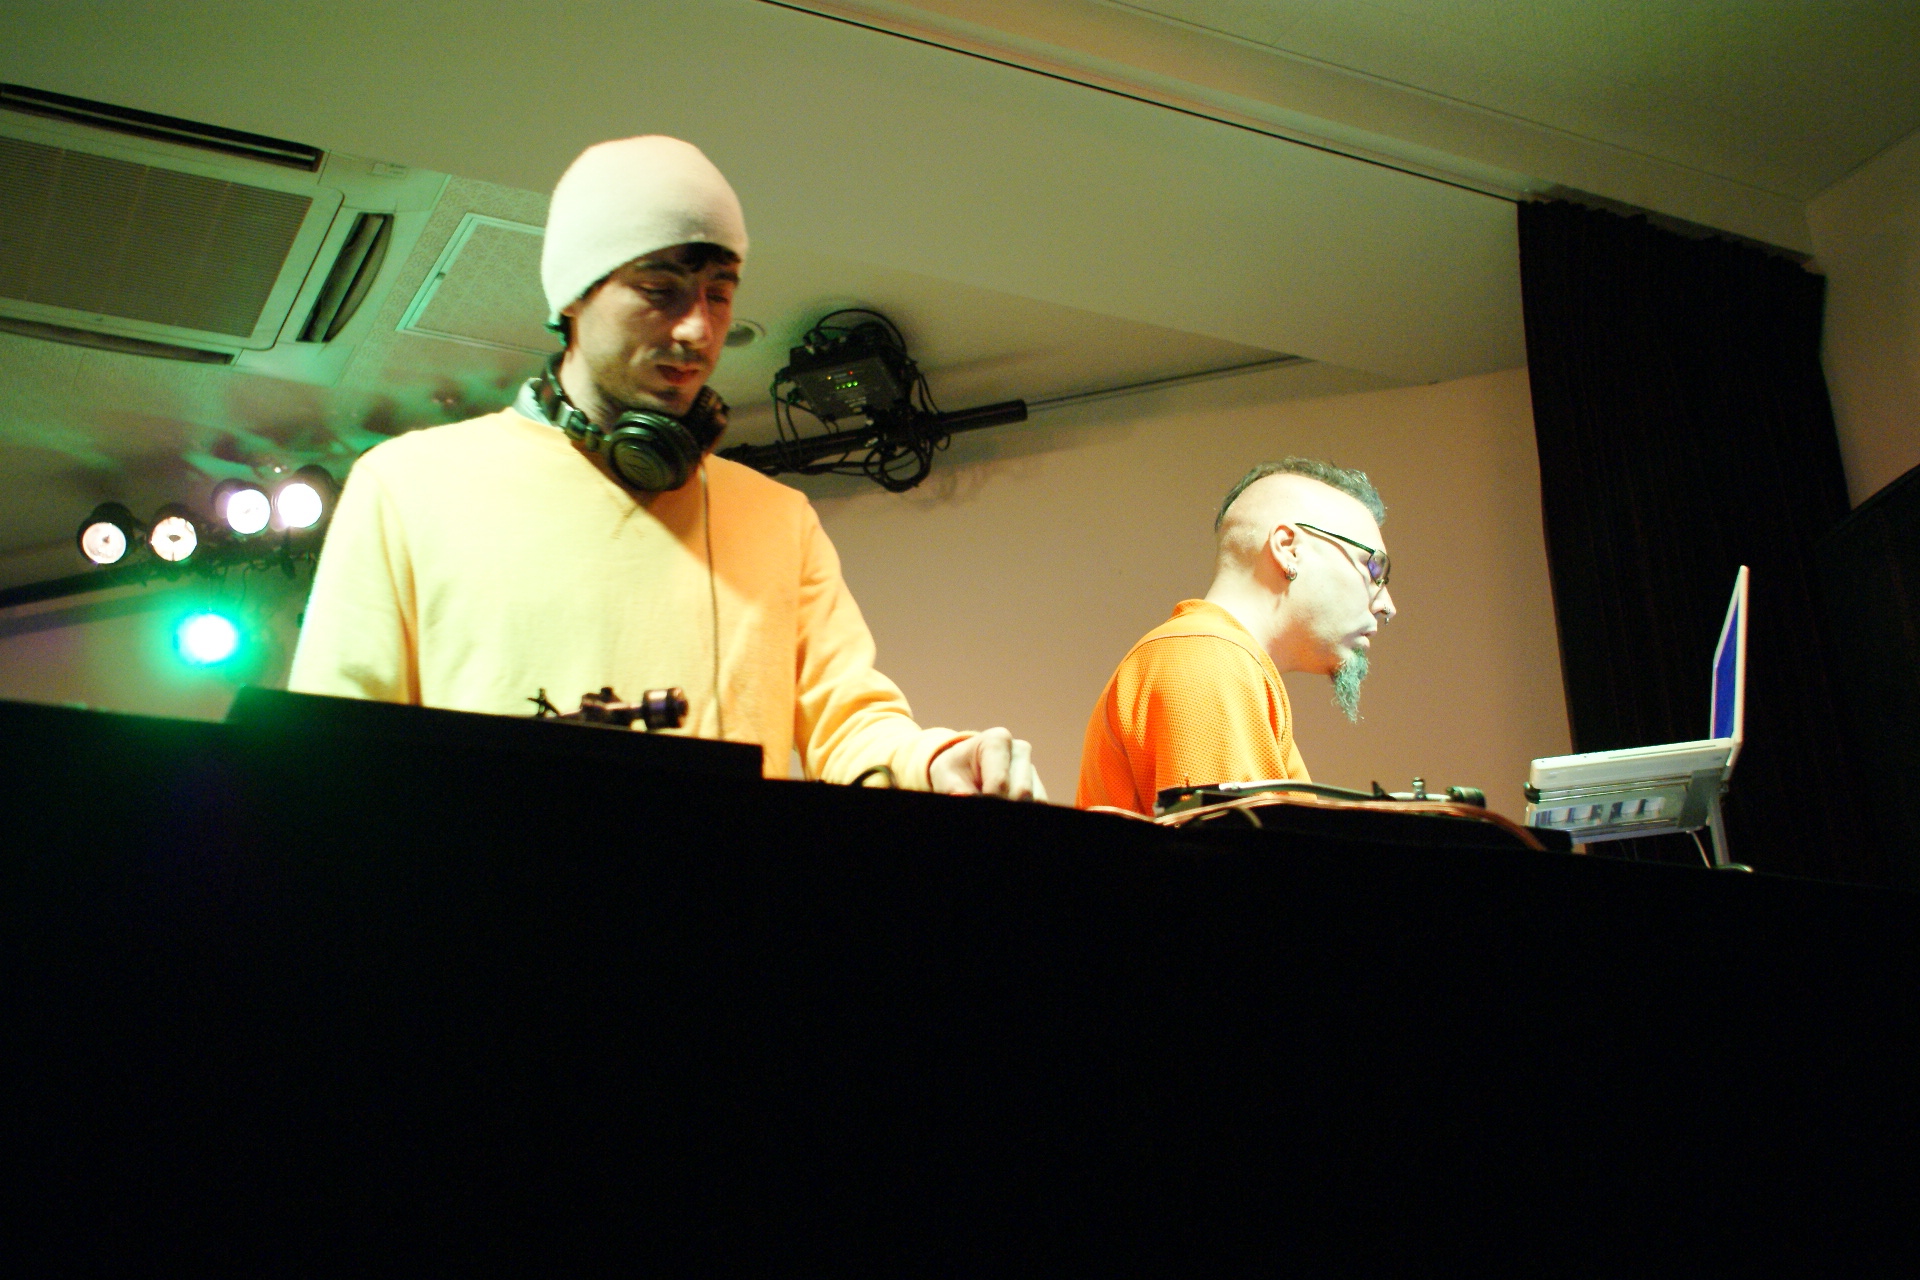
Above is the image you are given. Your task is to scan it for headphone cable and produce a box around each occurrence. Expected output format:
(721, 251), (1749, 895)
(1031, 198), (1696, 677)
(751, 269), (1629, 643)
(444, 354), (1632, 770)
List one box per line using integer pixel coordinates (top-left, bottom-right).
(702, 463), (725, 743)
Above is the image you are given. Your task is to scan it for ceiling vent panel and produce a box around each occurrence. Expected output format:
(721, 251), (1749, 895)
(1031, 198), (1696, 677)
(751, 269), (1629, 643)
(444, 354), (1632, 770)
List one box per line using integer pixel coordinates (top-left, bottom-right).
(0, 135), (312, 338)
(0, 88), (447, 381)
(0, 314), (235, 363)
(299, 212), (392, 343)
(0, 83), (322, 171)
(396, 215), (552, 356)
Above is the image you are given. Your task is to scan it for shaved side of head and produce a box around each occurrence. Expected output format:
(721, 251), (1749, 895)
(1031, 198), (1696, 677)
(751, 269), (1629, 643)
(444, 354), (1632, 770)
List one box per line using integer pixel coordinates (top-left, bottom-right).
(1214, 471), (1380, 575)
(1217, 458), (1384, 532)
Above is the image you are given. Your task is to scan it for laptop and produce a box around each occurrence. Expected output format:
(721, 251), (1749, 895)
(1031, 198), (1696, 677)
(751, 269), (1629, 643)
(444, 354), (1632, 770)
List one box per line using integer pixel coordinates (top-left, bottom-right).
(1523, 567), (1748, 862)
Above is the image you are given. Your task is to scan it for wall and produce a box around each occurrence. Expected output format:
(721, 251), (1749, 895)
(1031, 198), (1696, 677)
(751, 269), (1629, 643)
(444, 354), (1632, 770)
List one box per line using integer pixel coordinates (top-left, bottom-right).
(0, 569), (308, 721)
(807, 362), (1570, 814)
(1810, 125), (1920, 506)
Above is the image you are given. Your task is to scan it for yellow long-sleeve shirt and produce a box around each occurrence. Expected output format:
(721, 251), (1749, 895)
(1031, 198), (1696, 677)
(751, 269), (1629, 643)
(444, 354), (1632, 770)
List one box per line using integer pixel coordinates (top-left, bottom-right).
(1076, 599), (1310, 814)
(288, 408), (965, 785)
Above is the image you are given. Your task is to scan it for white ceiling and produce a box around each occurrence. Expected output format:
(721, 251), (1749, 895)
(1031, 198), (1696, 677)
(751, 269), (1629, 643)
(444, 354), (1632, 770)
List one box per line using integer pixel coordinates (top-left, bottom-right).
(0, 0), (1913, 587)
(793, 0), (1920, 248)
(1110, 0), (1920, 198)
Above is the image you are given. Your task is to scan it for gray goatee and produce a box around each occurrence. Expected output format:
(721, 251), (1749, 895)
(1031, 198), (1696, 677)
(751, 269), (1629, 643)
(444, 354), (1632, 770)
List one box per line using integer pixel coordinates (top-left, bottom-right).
(1331, 648), (1369, 723)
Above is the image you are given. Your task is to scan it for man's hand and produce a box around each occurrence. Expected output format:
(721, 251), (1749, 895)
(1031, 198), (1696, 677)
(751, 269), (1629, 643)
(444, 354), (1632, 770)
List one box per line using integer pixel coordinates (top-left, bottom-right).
(928, 728), (1048, 801)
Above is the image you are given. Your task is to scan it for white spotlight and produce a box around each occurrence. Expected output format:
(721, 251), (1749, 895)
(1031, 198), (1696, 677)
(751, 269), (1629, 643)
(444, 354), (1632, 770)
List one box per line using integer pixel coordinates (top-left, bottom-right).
(214, 479), (272, 535)
(148, 504), (201, 563)
(274, 466), (336, 531)
(77, 502), (140, 566)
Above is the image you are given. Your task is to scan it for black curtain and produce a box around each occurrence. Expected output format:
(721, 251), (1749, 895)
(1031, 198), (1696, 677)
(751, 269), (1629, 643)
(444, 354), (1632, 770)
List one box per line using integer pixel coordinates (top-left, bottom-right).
(1518, 200), (1877, 883)
(1814, 463), (1920, 888)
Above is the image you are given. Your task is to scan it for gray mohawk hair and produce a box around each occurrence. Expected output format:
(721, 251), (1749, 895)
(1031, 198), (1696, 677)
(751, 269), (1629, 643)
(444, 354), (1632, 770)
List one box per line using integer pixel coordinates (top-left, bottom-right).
(1215, 458), (1386, 532)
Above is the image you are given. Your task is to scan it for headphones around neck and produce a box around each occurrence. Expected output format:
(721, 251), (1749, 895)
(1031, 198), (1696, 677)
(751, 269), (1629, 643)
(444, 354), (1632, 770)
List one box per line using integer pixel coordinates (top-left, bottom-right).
(533, 353), (729, 493)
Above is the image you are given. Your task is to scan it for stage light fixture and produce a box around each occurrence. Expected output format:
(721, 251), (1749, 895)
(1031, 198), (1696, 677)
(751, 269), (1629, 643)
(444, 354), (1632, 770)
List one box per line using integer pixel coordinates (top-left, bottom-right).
(148, 504), (201, 563)
(213, 479), (272, 535)
(77, 502), (141, 566)
(176, 611), (239, 665)
(275, 465), (336, 531)
(48, 460), (353, 610)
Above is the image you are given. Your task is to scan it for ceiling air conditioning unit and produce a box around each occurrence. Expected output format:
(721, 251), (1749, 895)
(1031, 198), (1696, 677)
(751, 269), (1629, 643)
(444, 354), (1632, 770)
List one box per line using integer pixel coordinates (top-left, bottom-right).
(0, 84), (445, 384)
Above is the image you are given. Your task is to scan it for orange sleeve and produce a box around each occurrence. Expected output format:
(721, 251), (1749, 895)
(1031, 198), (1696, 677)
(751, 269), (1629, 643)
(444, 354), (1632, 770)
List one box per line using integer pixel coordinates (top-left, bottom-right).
(1283, 728), (1311, 785)
(1077, 633), (1299, 813)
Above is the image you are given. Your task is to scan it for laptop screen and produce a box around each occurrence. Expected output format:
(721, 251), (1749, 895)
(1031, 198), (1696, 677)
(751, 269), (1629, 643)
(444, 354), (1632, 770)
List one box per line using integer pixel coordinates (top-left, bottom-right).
(1710, 566), (1749, 746)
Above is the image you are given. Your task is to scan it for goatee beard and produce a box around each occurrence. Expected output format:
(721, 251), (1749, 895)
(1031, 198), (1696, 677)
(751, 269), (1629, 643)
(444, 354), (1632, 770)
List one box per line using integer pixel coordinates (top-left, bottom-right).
(1331, 648), (1369, 723)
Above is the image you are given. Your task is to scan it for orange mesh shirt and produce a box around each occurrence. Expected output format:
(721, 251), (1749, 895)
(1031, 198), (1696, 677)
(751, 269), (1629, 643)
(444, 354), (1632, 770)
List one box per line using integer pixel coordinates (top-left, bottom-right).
(1076, 599), (1310, 814)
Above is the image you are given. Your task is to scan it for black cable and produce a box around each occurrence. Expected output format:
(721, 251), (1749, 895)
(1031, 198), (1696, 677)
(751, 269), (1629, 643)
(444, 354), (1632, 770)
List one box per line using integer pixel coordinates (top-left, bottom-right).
(702, 464), (725, 743)
(804, 308), (908, 352)
(747, 307), (957, 489)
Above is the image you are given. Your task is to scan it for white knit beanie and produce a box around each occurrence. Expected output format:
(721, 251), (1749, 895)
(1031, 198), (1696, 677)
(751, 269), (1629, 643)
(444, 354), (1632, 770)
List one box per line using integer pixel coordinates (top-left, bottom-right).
(540, 136), (749, 325)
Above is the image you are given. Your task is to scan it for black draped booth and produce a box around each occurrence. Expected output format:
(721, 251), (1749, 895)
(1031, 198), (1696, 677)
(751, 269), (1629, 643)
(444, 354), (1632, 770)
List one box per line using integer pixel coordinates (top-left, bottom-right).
(5, 696), (1917, 1270)
(1518, 201), (1875, 881)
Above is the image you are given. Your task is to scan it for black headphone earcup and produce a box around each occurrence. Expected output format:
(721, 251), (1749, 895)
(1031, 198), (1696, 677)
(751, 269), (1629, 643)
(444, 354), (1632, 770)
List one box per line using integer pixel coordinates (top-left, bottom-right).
(600, 387), (728, 492)
(536, 353), (730, 492)
(605, 420), (702, 492)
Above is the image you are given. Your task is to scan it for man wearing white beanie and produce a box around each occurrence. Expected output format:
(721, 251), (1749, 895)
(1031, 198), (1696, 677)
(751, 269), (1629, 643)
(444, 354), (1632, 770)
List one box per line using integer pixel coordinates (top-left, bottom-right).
(291, 136), (1043, 799)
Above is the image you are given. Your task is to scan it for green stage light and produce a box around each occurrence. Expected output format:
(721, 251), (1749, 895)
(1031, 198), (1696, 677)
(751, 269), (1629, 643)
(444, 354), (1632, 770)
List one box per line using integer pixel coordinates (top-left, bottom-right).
(176, 612), (240, 665)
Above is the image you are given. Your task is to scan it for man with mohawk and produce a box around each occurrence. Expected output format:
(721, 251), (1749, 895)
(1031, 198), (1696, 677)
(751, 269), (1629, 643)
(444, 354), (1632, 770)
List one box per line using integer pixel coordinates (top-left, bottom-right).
(1077, 459), (1396, 815)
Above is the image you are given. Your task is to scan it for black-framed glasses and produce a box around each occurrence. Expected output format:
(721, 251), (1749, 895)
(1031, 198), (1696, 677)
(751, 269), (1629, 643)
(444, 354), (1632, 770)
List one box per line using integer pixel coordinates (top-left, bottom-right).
(1296, 521), (1391, 587)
